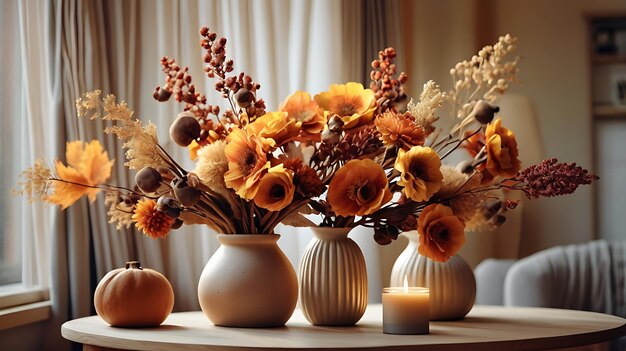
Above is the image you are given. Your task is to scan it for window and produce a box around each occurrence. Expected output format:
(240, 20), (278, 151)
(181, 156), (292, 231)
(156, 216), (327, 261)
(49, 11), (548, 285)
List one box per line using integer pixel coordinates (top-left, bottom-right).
(0, 1), (50, 330)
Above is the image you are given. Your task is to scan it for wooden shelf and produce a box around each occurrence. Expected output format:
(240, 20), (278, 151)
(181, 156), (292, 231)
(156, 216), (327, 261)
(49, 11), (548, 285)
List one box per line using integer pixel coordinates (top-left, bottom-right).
(592, 54), (626, 64)
(593, 105), (626, 119)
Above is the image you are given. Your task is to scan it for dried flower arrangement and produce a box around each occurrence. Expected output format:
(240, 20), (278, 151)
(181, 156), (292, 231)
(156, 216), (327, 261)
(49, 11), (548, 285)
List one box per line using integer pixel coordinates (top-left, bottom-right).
(14, 29), (598, 262)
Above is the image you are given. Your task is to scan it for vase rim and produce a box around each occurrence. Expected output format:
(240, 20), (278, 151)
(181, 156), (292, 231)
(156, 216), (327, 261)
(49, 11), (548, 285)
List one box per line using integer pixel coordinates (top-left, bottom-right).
(311, 226), (352, 240)
(216, 233), (280, 244)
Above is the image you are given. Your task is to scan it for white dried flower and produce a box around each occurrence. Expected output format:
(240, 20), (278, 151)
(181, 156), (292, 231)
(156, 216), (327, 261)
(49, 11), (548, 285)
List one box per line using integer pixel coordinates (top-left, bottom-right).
(407, 80), (445, 134)
(193, 140), (228, 190)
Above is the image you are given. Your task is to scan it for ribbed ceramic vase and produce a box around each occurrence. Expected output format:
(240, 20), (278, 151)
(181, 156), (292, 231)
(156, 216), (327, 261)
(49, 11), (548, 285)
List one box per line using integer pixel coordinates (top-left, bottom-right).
(390, 230), (476, 321)
(197, 234), (298, 327)
(298, 227), (368, 326)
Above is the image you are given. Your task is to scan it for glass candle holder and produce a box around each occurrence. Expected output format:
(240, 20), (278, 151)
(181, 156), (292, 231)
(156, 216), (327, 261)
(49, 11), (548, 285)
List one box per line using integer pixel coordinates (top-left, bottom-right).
(382, 287), (429, 335)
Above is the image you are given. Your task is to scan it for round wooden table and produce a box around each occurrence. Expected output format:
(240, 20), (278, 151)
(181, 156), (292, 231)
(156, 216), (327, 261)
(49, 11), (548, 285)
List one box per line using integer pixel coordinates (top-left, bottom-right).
(62, 304), (626, 351)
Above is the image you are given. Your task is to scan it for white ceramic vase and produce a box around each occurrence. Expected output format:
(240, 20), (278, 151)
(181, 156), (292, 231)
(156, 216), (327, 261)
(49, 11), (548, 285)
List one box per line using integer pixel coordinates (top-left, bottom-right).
(298, 227), (368, 326)
(197, 234), (298, 327)
(390, 230), (476, 321)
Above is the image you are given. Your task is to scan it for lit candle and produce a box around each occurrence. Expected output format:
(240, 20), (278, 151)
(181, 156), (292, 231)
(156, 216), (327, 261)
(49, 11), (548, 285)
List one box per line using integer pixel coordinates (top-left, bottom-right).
(382, 277), (429, 335)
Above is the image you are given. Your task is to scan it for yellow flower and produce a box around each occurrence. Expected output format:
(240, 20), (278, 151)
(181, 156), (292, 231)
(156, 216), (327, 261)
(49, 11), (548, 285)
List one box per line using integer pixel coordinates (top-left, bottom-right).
(314, 82), (376, 129)
(485, 117), (521, 178)
(47, 140), (113, 209)
(246, 111), (301, 151)
(394, 146), (443, 202)
(224, 128), (270, 199)
(375, 110), (426, 150)
(254, 164), (295, 212)
(327, 159), (392, 217)
(279, 91), (326, 141)
(417, 204), (465, 263)
(132, 199), (174, 239)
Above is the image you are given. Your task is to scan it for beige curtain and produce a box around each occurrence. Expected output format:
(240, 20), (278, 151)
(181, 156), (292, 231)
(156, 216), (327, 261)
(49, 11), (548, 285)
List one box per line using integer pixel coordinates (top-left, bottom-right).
(8, 1), (508, 350)
(10, 2), (390, 349)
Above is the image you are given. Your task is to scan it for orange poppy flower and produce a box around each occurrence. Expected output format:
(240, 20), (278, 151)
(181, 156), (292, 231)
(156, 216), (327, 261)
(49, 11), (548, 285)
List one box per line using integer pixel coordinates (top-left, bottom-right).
(314, 82), (377, 129)
(279, 91), (326, 141)
(394, 146), (443, 202)
(246, 111), (302, 151)
(254, 164), (295, 212)
(132, 199), (174, 239)
(327, 159), (392, 217)
(224, 128), (270, 199)
(485, 117), (521, 178)
(47, 140), (113, 209)
(417, 204), (465, 262)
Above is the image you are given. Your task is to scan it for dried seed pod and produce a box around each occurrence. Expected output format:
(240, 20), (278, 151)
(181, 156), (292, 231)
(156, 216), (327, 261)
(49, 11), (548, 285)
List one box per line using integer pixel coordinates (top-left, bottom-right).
(373, 226), (399, 245)
(327, 115), (345, 133)
(455, 160), (474, 174)
(235, 88), (254, 108)
(172, 179), (201, 207)
(153, 87), (172, 102)
(157, 196), (179, 212)
(166, 207), (181, 219)
(135, 167), (162, 193)
(321, 128), (341, 145)
(488, 214), (507, 227)
(170, 219), (184, 230)
(471, 100), (500, 124)
(170, 112), (201, 146)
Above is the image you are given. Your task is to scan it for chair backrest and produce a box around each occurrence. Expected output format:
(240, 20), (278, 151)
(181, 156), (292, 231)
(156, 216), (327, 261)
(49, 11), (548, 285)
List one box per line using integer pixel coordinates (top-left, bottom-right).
(504, 240), (626, 318)
(474, 258), (516, 305)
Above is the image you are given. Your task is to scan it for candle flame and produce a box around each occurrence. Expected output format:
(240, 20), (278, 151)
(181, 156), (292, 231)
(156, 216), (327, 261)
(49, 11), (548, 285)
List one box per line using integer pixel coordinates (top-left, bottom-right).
(403, 276), (408, 293)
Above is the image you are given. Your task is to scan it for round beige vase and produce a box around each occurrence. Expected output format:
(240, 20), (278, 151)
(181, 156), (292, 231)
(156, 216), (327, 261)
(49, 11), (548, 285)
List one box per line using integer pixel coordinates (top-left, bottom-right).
(197, 234), (298, 327)
(298, 227), (368, 326)
(390, 230), (476, 321)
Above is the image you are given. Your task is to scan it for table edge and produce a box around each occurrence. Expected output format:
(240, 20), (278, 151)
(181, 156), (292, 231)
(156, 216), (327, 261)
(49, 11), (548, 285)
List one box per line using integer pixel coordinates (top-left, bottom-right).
(61, 306), (626, 351)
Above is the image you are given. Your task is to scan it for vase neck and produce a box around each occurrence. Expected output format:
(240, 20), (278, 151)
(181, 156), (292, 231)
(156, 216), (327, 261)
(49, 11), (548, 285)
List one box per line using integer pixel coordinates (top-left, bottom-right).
(311, 227), (352, 241)
(217, 234), (280, 246)
(401, 230), (419, 243)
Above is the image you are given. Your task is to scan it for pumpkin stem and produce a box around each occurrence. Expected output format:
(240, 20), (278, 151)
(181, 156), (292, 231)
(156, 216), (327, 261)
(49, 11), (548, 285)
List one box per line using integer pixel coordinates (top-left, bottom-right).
(126, 261), (143, 270)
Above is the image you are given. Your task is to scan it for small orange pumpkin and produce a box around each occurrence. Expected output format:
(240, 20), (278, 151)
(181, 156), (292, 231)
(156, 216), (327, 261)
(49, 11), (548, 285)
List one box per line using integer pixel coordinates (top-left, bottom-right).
(94, 261), (174, 327)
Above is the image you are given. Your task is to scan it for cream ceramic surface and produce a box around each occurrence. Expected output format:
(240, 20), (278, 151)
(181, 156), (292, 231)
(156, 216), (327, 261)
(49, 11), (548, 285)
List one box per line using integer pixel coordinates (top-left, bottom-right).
(298, 227), (368, 326)
(390, 231), (476, 320)
(197, 234), (298, 327)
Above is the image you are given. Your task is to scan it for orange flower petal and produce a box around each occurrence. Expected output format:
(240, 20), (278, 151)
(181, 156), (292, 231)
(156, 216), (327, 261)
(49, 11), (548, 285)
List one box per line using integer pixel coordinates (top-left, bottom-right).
(417, 204), (465, 262)
(132, 199), (174, 239)
(485, 117), (521, 178)
(328, 159), (391, 217)
(254, 164), (295, 212)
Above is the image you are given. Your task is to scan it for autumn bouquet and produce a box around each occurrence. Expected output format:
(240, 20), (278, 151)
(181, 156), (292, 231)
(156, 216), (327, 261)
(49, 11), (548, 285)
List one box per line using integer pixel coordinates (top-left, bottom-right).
(15, 29), (597, 264)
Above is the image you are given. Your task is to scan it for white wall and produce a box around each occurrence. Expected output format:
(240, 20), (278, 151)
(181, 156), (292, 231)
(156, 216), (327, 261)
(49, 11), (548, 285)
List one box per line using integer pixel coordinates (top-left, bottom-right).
(492, 0), (626, 255)
(401, 0), (626, 263)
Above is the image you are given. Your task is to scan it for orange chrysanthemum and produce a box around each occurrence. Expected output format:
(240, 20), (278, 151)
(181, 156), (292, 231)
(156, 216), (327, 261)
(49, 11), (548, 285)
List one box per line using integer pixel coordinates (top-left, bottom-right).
(327, 159), (392, 217)
(280, 91), (326, 141)
(394, 146), (443, 202)
(246, 111), (301, 151)
(224, 128), (270, 199)
(47, 140), (113, 209)
(485, 117), (521, 178)
(254, 164), (295, 212)
(314, 82), (377, 129)
(375, 111), (426, 150)
(132, 199), (174, 239)
(417, 204), (465, 262)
